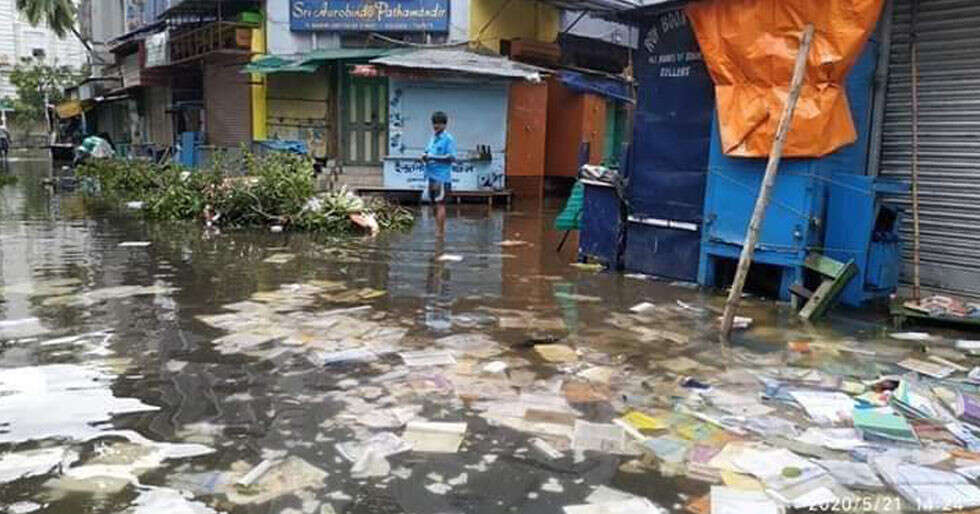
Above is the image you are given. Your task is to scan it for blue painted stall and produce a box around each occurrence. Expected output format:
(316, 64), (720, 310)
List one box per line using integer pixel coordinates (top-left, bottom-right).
(620, 7), (716, 281)
(824, 174), (907, 306)
(579, 180), (622, 267)
(698, 36), (898, 304)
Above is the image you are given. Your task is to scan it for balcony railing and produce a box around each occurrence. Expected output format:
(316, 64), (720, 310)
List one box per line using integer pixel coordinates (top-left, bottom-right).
(169, 21), (253, 64)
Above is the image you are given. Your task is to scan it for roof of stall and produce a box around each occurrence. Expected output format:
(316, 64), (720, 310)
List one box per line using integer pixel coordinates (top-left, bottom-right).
(606, 0), (697, 22)
(371, 48), (546, 81)
(534, 0), (640, 12)
(243, 48), (409, 74)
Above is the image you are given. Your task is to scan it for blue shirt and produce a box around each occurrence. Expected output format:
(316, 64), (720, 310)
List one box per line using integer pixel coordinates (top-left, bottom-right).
(424, 131), (456, 183)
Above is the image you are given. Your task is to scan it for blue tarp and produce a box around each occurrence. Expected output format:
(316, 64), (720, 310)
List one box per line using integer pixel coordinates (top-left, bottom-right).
(557, 70), (632, 103)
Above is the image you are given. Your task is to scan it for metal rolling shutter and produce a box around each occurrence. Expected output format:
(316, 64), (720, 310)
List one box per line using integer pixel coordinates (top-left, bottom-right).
(145, 86), (172, 147)
(204, 56), (251, 147)
(879, 0), (980, 296)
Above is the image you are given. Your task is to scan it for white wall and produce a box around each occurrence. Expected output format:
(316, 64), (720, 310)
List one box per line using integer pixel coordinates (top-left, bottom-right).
(0, 0), (88, 99)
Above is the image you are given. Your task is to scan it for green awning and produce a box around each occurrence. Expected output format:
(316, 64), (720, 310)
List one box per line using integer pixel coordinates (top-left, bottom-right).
(244, 48), (409, 75)
(0, 98), (14, 111)
(297, 47), (408, 67)
(242, 55), (318, 75)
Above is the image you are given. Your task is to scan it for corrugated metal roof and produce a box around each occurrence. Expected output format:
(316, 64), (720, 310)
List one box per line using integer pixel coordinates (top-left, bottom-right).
(371, 48), (545, 80)
(603, 0), (692, 22)
(535, 0), (639, 12)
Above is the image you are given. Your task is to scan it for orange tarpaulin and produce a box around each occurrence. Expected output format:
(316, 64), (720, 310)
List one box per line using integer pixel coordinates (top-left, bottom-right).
(685, 0), (884, 158)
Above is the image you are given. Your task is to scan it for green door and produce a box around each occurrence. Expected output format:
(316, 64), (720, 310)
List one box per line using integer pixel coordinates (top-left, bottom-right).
(603, 100), (626, 167)
(342, 75), (388, 166)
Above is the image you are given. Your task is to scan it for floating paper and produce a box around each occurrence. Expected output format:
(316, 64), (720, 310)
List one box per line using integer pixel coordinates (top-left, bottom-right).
(709, 486), (783, 514)
(563, 498), (665, 513)
(402, 421), (466, 453)
(398, 350), (457, 367)
(534, 344), (578, 363)
(789, 391), (855, 424)
(897, 358), (955, 379)
(571, 420), (631, 454)
(620, 411), (669, 432)
(889, 332), (933, 341)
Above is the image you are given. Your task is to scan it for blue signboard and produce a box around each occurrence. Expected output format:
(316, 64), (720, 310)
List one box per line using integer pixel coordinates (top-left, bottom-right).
(290, 0), (450, 32)
(620, 8), (716, 281)
(627, 8), (714, 222)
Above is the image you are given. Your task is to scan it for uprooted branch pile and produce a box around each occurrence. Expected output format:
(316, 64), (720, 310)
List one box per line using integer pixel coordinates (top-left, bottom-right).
(76, 152), (413, 234)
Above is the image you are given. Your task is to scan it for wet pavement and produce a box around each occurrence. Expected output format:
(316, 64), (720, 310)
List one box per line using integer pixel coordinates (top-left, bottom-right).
(3, 156), (980, 514)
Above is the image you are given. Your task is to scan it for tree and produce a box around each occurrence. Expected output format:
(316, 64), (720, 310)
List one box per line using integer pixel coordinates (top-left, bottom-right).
(6, 58), (87, 135)
(15, 0), (100, 61)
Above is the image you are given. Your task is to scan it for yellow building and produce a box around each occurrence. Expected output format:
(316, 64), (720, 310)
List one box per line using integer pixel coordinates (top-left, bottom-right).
(469, 0), (560, 54)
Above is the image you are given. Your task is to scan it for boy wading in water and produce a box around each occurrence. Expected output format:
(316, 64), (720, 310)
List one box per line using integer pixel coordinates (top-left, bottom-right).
(421, 111), (456, 203)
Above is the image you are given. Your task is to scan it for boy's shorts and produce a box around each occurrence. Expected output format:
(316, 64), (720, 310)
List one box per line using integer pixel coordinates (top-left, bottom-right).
(422, 179), (451, 203)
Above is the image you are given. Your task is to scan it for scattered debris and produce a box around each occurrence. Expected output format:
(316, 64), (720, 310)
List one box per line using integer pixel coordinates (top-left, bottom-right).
(225, 456), (328, 505)
(402, 421), (467, 453)
(0, 448), (77, 484)
(569, 263), (603, 272)
(534, 344), (578, 363)
(262, 253), (295, 264)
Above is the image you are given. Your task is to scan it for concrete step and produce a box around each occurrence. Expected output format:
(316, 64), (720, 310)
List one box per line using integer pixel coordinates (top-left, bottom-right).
(327, 175), (383, 190)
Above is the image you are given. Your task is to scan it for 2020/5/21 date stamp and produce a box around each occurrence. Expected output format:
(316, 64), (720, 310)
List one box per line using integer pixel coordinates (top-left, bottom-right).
(808, 495), (904, 512)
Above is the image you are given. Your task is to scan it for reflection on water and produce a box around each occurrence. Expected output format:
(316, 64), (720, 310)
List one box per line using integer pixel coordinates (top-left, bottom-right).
(0, 159), (923, 513)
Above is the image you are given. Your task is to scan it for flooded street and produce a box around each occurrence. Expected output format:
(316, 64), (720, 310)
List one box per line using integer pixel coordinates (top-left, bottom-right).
(2, 157), (978, 514)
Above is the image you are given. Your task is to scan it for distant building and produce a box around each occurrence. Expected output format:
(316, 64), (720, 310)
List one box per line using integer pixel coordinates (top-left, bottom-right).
(0, 0), (88, 99)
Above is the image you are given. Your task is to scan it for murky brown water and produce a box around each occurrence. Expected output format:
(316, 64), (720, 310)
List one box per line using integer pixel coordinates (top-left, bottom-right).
(0, 156), (966, 514)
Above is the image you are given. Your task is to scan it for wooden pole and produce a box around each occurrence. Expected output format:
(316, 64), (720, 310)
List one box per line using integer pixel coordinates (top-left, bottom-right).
(720, 24), (815, 341)
(910, 0), (922, 301)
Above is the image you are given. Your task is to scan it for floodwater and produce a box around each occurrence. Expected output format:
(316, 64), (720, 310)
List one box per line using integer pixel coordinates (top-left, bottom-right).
(0, 156), (961, 514)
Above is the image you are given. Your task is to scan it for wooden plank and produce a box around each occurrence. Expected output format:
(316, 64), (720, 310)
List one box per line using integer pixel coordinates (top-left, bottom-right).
(789, 283), (813, 300)
(804, 253), (848, 279)
(799, 261), (857, 321)
(720, 24), (815, 340)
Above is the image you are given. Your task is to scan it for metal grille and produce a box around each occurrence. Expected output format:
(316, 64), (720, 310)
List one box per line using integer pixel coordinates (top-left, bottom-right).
(879, 0), (980, 296)
(145, 86), (172, 147)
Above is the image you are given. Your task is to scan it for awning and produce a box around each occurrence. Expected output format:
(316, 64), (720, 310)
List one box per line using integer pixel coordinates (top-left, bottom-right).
(298, 47), (407, 67)
(557, 70), (632, 103)
(243, 48), (407, 74)
(0, 98), (13, 111)
(55, 100), (94, 119)
(107, 21), (166, 50)
(371, 48), (545, 80)
(242, 55), (318, 75)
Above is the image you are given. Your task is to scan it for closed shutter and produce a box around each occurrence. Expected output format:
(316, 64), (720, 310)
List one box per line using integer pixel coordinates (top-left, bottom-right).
(879, 0), (980, 296)
(145, 86), (172, 147)
(204, 56), (251, 147)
